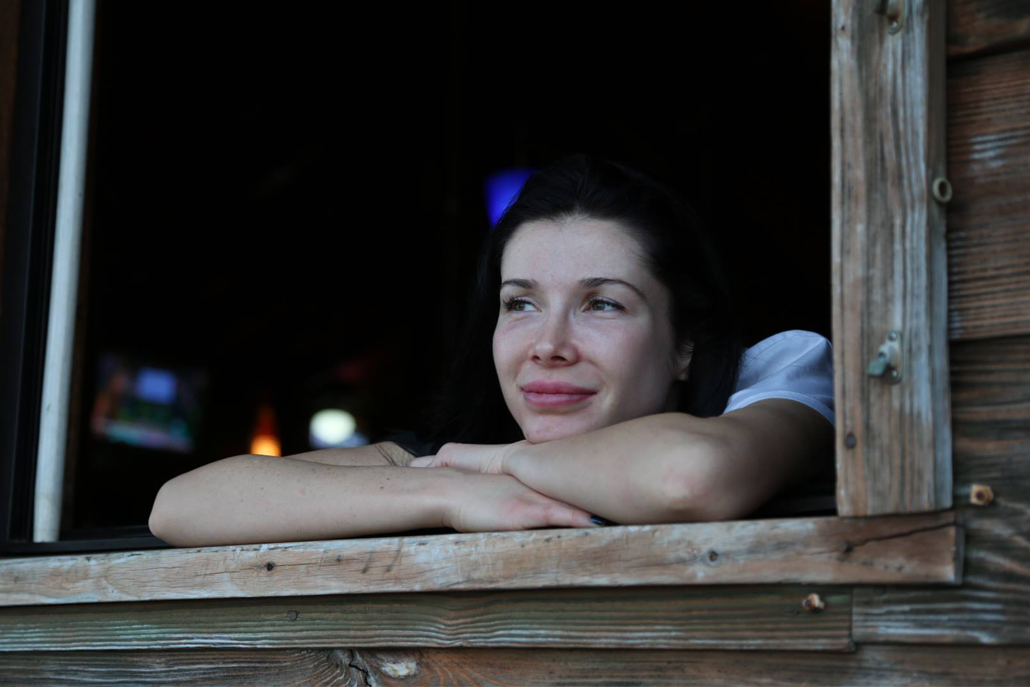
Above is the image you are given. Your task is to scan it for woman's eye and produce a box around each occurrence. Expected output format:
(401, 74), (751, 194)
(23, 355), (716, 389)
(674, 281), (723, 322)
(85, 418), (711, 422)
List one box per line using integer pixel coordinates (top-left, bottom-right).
(503, 297), (537, 312)
(588, 298), (623, 312)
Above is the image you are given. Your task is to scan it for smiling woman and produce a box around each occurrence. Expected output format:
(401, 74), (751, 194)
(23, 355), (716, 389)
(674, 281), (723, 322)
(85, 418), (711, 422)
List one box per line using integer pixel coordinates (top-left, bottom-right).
(148, 155), (835, 546)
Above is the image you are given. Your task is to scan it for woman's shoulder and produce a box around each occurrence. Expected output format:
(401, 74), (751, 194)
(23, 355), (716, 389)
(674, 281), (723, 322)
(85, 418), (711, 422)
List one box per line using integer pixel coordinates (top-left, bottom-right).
(723, 330), (834, 425)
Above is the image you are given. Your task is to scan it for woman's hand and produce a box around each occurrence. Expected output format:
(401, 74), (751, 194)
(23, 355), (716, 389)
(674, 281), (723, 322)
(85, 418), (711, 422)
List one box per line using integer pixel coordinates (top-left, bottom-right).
(440, 469), (598, 532)
(409, 441), (528, 475)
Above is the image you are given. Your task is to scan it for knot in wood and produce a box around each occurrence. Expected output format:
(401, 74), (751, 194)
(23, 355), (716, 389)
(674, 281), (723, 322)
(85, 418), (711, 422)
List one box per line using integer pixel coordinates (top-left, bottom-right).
(707, 550), (719, 563)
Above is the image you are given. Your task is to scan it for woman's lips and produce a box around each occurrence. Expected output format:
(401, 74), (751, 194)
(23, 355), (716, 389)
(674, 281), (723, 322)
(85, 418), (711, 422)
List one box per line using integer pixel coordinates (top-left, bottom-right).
(520, 381), (596, 408)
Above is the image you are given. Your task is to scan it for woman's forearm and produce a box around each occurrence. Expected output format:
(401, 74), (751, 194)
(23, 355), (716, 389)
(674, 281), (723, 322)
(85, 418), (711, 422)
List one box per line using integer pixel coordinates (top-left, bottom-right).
(149, 455), (452, 547)
(505, 403), (833, 525)
(505, 413), (725, 525)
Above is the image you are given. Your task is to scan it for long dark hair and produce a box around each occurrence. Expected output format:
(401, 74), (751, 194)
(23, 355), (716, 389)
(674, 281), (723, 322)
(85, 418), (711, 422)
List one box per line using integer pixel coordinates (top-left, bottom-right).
(407, 154), (743, 455)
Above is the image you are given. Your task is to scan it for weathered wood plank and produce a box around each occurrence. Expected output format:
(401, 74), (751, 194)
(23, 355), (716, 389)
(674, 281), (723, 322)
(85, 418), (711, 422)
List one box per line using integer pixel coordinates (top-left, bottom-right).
(832, 0), (952, 515)
(855, 337), (1030, 644)
(0, 514), (961, 607)
(948, 0), (1030, 59)
(947, 48), (1030, 340)
(0, 649), (362, 686)
(3, 645), (1030, 686)
(0, 586), (853, 652)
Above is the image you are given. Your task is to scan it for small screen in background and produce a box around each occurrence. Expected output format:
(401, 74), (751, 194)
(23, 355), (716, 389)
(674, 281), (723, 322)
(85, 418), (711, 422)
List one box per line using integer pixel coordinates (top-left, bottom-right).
(90, 353), (207, 453)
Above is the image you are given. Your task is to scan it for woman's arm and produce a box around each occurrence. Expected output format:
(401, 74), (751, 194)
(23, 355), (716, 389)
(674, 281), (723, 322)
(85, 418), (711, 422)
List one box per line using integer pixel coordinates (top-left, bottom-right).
(285, 441), (417, 467)
(417, 400), (834, 525)
(148, 446), (599, 547)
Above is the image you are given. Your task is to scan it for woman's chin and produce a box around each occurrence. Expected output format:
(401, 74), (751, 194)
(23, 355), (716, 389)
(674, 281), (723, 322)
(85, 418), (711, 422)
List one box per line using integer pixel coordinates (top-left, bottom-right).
(521, 417), (599, 444)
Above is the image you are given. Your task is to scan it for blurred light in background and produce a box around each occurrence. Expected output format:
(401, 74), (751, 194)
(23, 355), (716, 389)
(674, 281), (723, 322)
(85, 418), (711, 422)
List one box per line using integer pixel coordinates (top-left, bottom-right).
(90, 353), (206, 453)
(309, 408), (368, 449)
(484, 168), (534, 228)
(250, 402), (281, 456)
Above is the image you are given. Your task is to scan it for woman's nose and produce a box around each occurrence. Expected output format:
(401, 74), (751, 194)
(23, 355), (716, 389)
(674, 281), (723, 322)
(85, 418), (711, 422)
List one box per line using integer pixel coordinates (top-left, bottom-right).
(531, 314), (578, 365)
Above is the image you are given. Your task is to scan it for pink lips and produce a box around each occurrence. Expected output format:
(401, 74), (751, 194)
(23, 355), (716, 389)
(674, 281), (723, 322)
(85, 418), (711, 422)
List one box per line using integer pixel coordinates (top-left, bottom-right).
(520, 381), (596, 407)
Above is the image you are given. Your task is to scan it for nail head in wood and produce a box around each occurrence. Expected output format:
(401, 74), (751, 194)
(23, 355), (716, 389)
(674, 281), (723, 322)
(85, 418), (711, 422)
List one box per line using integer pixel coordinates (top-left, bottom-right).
(287, 610), (299, 621)
(802, 593), (825, 612)
(970, 484), (994, 506)
(265, 562), (275, 572)
(845, 433), (857, 449)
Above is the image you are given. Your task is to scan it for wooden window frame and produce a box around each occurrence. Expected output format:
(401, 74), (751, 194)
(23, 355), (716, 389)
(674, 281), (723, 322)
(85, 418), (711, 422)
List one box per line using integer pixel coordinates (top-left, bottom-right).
(0, 0), (959, 647)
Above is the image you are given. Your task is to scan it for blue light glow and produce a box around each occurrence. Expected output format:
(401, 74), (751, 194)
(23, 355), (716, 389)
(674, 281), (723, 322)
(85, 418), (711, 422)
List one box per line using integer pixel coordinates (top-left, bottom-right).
(485, 168), (534, 228)
(134, 367), (178, 404)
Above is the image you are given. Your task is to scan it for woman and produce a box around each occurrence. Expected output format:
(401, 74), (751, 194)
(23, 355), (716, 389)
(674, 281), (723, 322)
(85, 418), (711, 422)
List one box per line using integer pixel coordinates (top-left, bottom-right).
(149, 155), (834, 546)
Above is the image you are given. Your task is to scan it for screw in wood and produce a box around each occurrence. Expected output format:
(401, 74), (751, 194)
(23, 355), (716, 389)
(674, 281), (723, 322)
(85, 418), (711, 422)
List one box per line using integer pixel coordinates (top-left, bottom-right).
(265, 562), (275, 571)
(845, 433), (857, 449)
(802, 593), (825, 612)
(970, 484), (994, 506)
(888, 19), (901, 34)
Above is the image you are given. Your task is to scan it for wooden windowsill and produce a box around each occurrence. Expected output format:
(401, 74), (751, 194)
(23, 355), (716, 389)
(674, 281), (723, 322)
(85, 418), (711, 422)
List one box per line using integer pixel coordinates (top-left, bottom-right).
(0, 511), (961, 608)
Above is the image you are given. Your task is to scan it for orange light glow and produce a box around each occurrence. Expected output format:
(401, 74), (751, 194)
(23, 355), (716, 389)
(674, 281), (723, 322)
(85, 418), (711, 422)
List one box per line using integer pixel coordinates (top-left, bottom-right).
(250, 435), (281, 457)
(250, 402), (281, 456)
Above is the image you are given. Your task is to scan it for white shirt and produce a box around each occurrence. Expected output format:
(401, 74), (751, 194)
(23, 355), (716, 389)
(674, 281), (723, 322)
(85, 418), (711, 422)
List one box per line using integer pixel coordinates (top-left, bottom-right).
(723, 330), (835, 426)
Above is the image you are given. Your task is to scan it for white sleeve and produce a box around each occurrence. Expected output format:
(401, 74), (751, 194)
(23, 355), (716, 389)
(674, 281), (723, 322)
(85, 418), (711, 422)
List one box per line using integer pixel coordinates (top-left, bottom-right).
(722, 330), (835, 426)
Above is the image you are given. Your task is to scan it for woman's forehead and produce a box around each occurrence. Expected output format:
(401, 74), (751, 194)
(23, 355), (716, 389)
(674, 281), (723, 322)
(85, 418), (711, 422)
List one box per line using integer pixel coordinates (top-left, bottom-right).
(500, 218), (650, 282)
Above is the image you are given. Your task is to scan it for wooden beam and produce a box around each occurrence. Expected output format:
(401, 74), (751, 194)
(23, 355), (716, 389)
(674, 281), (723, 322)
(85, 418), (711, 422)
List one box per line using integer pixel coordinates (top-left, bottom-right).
(0, 586), (853, 652)
(947, 0), (1030, 59)
(854, 337), (1030, 644)
(832, 0), (953, 515)
(947, 48), (1030, 341)
(2, 645), (1030, 685)
(0, 514), (961, 607)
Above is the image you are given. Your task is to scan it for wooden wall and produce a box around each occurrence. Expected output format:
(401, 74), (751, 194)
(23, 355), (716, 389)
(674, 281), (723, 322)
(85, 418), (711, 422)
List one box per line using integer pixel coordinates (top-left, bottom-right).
(852, 0), (1030, 645)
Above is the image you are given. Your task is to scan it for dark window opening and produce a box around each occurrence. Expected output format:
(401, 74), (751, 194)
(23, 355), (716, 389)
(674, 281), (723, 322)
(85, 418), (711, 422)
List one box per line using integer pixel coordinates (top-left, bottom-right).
(5, 1), (833, 551)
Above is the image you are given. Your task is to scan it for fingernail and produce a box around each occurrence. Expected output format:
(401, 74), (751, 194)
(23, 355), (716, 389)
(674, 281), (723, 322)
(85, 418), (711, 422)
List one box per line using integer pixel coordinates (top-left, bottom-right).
(589, 515), (612, 526)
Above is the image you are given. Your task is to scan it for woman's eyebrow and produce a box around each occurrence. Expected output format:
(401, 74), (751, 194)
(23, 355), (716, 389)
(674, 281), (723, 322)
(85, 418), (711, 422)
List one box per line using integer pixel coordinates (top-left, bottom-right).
(499, 277), (647, 300)
(581, 277), (648, 300)
(500, 278), (535, 290)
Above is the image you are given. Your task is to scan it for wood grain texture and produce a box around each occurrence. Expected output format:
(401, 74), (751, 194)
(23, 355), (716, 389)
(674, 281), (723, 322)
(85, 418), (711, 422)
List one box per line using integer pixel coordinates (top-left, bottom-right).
(0, 586), (853, 652)
(948, 0), (1030, 59)
(832, 0), (953, 515)
(947, 48), (1030, 340)
(3, 645), (1030, 686)
(855, 337), (1030, 644)
(0, 514), (961, 607)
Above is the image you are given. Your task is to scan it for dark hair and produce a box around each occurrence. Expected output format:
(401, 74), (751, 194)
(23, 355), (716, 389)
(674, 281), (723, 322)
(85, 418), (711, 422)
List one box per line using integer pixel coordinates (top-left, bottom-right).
(410, 154), (743, 455)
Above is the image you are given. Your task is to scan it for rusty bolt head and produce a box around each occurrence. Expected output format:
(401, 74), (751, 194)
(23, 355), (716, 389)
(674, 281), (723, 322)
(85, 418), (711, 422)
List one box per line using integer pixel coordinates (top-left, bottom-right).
(970, 484), (994, 506)
(802, 593), (826, 612)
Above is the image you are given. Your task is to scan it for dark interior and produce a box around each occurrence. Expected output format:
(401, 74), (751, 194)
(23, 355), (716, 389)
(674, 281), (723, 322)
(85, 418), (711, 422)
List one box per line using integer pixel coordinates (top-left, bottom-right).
(64, 1), (831, 535)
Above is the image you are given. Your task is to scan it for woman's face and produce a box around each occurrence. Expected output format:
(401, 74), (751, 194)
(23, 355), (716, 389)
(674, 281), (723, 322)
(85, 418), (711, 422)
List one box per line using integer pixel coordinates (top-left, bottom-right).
(493, 217), (691, 444)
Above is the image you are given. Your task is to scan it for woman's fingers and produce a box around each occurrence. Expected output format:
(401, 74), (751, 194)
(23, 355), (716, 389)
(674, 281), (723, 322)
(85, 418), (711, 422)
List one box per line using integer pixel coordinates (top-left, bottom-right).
(539, 501), (598, 529)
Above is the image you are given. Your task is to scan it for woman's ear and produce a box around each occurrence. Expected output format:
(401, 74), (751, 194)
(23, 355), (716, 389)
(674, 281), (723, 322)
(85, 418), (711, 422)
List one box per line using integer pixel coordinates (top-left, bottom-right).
(675, 341), (693, 382)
